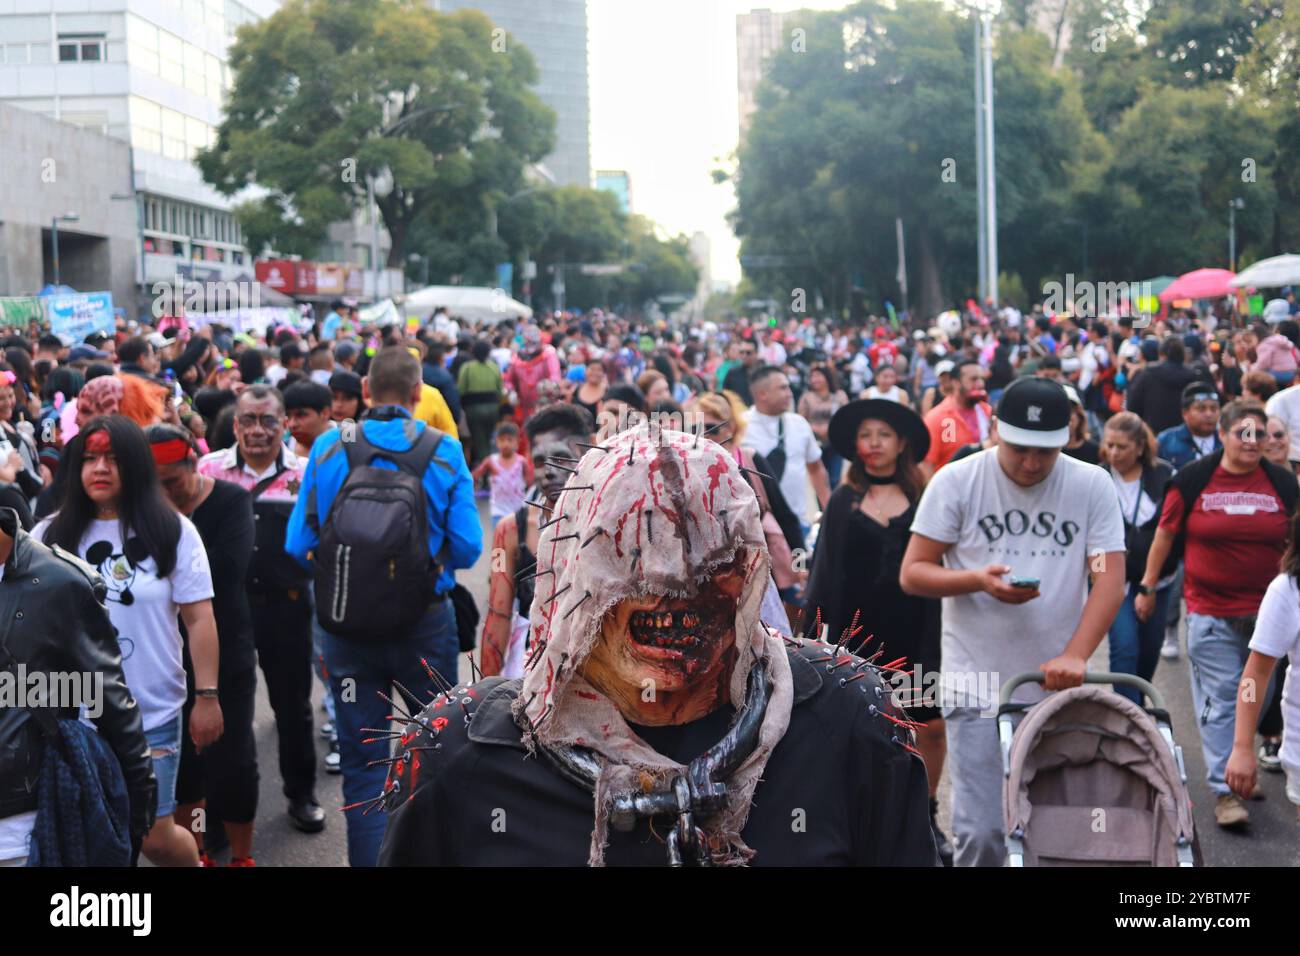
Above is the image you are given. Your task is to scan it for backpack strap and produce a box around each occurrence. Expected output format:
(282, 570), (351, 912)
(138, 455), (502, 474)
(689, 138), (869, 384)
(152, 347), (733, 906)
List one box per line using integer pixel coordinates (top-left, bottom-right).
(1166, 448), (1223, 515)
(343, 422), (444, 479)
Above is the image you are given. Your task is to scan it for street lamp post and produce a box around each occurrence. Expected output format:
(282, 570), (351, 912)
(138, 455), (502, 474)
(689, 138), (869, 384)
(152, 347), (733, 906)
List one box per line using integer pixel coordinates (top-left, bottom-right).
(979, 1), (998, 306)
(408, 253), (429, 288)
(1228, 198), (1245, 272)
(51, 212), (79, 288)
(368, 168), (394, 300)
(974, 14), (986, 304)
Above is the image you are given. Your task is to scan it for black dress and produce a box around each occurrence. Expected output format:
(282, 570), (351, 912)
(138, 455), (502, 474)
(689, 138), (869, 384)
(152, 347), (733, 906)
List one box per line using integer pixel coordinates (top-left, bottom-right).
(804, 486), (942, 720)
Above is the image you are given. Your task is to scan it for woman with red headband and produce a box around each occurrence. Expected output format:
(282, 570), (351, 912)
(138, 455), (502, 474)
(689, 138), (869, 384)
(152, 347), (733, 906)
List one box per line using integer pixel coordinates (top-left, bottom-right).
(148, 423), (260, 867)
(35, 415), (223, 867)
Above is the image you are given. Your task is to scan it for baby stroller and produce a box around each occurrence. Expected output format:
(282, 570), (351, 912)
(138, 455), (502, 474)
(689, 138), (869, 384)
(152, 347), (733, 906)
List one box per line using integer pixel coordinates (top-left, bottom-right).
(998, 672), (1196, 867)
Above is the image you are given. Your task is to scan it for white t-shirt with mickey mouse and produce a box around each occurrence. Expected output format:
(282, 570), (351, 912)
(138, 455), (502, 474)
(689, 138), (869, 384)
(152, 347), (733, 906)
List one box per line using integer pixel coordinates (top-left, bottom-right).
(34, 515), (213, 731)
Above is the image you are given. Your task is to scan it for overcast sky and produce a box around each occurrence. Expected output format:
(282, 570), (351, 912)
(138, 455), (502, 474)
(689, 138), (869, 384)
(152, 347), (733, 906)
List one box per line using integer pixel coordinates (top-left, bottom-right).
(588, 0), (847, 287)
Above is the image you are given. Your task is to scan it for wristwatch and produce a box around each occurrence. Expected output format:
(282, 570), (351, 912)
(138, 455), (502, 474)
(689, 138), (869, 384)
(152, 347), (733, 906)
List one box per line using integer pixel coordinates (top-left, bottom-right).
(195, 687), (219, 699)
(1135, 584), (1155, 596)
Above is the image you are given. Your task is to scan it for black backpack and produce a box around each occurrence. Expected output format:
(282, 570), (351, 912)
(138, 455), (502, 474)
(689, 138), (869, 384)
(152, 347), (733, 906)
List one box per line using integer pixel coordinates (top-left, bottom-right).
(315, 425), (444, 640)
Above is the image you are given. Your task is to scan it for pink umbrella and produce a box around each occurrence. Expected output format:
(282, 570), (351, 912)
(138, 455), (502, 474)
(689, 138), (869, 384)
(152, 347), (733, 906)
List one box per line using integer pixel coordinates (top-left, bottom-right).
(1157, 268), (1237, 303)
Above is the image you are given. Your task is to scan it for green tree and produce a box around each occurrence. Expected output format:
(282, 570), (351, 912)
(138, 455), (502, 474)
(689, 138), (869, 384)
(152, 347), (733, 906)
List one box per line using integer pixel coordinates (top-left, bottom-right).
(197, 0), (555, 265)
(731, 0), (1103, 317)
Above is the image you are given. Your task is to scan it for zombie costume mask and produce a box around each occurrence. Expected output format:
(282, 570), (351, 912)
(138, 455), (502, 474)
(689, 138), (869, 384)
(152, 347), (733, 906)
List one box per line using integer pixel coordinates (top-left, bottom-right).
(513, 423), (794, 865)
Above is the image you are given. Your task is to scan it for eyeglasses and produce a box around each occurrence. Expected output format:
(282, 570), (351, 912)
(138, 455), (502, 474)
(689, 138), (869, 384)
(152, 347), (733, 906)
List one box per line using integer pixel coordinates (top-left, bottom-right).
(1268, 431), (1287, 440)
(236, 414), (282, 431)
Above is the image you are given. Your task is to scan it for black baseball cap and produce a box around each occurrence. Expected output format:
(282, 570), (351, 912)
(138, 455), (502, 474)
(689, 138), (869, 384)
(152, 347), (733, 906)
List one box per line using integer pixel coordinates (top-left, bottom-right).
(1181, 382), (1219, 409)
(995, 377), (1071, 448)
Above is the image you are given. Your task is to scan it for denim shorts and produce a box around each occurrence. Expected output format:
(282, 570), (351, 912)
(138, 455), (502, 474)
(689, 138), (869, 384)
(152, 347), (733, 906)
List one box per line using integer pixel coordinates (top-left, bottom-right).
(145, 713), (183, 818)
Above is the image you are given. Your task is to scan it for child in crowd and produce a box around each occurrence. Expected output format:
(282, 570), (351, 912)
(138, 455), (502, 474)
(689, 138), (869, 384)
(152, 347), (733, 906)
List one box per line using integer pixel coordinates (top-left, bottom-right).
(472, 421), (532, 527)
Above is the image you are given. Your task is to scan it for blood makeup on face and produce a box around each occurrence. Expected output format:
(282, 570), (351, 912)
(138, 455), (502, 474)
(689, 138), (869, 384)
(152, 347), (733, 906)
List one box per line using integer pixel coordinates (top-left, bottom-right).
(588, 555), (746, 695)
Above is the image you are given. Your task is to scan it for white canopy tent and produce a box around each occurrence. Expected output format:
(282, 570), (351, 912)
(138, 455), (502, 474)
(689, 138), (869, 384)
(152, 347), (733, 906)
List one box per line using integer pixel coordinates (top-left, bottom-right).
(1228, 254), (1300, 290)
(400, 285), (532, 323)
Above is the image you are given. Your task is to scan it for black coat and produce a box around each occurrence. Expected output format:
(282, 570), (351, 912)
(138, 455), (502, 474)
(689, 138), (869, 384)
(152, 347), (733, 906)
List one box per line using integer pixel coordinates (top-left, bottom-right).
(0, 508), (156, 838)
(378, 640), (939, 866)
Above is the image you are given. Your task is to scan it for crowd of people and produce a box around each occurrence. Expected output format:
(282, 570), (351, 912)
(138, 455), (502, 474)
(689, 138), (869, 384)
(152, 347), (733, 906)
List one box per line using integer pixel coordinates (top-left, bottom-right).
(1, 291), (1298, 867)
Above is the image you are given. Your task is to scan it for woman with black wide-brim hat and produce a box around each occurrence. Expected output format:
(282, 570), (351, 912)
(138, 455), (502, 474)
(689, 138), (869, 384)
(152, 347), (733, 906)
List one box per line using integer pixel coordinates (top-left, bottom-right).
(803, 398), (952, 863)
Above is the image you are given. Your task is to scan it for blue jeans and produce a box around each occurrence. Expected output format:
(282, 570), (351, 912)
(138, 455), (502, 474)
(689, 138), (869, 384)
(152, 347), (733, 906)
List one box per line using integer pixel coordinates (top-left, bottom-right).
(1108, 585), (1172, 705)
(823, 447), (844, 489)
(1186, 613), (1255, 797)
(319, 597), (460, 867)
(145, 713), (184, 818)
(310, 617), (336, 726)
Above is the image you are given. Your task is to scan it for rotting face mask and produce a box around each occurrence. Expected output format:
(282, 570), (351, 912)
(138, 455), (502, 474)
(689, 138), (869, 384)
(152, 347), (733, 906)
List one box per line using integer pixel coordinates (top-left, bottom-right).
(513, 423), (794, 865)
(581, 554), (746, 726)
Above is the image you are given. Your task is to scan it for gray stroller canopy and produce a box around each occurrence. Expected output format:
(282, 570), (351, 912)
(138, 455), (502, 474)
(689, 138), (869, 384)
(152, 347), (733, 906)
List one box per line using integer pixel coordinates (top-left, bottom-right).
(1003, 685), (1195, 866)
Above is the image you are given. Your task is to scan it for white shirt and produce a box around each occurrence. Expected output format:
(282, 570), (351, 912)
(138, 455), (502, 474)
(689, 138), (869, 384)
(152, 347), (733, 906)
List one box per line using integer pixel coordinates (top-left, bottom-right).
(911, 449), (1126, 708)
(1265, 385), (1300, 463)
(1249, 574), (1300, 769)
(32, 516), (214, 731)
(760, 342), (787, 366)
(864, 384), (904, 403)
(741, 409), (822, 523)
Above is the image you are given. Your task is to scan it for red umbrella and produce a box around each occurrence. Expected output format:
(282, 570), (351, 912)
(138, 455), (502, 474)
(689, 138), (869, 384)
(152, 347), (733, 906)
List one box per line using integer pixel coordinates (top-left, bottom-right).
(1157, 268), (1237, 303)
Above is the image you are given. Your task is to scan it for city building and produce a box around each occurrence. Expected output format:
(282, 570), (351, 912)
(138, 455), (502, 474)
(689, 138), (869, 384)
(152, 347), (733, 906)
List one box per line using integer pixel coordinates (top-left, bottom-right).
(736, 7), (792, 140)
(595, 169), (631, 214)
(0, 102), (138, 312)
(434, 0), (591, 187)
(0, 0), (283, 311)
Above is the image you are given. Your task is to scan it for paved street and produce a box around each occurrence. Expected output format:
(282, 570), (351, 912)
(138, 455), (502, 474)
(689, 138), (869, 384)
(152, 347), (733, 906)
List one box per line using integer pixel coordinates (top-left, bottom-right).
(217, 496), (1295, 867)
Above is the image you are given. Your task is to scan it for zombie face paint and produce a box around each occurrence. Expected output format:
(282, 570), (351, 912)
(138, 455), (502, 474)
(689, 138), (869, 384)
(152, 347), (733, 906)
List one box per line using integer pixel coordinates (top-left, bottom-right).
(531, 426), (587, 503)
(582, 557), (746, 724)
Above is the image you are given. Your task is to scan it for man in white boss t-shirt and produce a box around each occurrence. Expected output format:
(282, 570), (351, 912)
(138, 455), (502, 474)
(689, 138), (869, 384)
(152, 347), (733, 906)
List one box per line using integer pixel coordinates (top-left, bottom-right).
(901, 377), (1126, 867)
(742, 366), (831, 530)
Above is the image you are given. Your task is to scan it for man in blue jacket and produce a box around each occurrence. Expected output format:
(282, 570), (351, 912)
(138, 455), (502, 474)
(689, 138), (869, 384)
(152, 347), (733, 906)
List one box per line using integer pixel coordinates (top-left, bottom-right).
(1157, 382), (1222, 471)
(287, 346), (482, 866)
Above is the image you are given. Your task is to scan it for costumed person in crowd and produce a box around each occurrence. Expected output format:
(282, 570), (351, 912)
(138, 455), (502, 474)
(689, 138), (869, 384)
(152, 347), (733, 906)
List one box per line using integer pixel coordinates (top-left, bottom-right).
(803, 398), (951, 864)
(35, 416), (222, 866)
(378, 423), (938, 866)
(479, 404), (595, 678)
(148, 424), (261, 867)
(504, 325), (562, 437)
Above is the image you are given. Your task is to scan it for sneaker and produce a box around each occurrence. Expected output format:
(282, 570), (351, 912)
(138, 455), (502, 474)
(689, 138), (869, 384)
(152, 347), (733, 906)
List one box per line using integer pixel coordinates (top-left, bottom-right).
(1259, 737), (1283, 773)
(320, 720), (335, 740)
(226, 856), (256, 867)
(199, 852), (218, 868)
(325, 740), (341, 775)
(1214, 793), (1249, 829)
(1160, 631), (1180, 660)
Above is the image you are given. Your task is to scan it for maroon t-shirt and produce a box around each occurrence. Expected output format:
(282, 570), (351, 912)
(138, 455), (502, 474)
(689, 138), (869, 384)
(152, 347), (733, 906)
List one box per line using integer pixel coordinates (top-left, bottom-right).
(1158, 466), (1289, 617)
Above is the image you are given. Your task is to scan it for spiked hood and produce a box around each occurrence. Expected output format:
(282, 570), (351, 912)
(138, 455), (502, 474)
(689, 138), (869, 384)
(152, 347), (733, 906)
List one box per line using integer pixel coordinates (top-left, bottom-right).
(514, 423), (794, 864)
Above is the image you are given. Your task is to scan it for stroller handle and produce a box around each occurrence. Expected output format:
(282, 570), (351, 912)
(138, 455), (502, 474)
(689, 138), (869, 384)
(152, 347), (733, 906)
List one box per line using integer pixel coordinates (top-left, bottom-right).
(998, 671), (1166, 711)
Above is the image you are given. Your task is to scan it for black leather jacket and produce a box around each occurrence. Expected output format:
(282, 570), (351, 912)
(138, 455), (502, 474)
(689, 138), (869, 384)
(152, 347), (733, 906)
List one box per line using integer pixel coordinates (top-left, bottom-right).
(0, 508), (157, 839)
